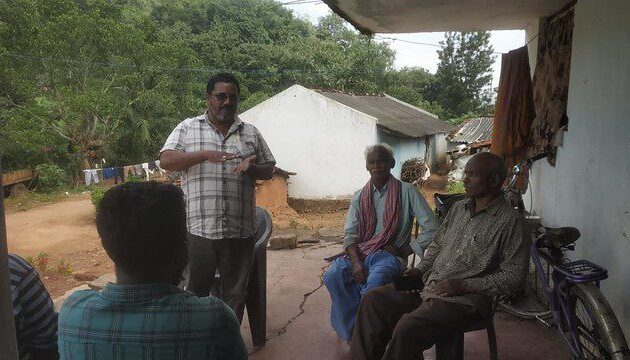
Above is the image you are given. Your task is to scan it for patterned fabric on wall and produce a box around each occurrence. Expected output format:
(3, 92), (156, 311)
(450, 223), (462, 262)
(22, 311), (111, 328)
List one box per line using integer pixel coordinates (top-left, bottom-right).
(528, 8), (574, 166)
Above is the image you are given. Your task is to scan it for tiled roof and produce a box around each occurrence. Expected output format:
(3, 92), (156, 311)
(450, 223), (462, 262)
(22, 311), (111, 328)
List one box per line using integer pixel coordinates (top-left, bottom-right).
(317, 91), (455, 138)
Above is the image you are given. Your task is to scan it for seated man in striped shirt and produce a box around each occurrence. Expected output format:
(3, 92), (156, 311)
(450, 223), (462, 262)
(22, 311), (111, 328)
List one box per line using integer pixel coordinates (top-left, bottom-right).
(58, 182), (247, 359)
(9, 253), (59, 359)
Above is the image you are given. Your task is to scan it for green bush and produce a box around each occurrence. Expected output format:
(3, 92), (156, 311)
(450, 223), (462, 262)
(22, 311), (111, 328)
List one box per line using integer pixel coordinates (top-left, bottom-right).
(446, 181), (465, 194)
(34, 164), (67, 192)
(125, 173), (144, 183)
(91, 187), (106, 209)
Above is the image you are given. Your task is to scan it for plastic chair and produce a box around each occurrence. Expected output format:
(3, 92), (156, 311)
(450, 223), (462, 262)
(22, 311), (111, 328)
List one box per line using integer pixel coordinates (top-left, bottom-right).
(246, 206), (272, 347)
(434, 300), (499, 360)
(430, 194), (498, 359)
(210, 206), (271, 347)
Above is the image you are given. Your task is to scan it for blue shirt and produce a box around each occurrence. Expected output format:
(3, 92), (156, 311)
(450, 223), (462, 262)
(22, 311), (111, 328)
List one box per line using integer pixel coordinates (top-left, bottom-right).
(342, 180), (439, 256)
(58, 283), (247, 360)
(9, 254), (58, 359)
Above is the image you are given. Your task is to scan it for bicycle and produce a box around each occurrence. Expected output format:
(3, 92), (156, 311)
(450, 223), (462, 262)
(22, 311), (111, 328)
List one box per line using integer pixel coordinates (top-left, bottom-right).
(498, 153), (553, 320)
(498, 154), (630, 359)
(527, 226), (629, 359)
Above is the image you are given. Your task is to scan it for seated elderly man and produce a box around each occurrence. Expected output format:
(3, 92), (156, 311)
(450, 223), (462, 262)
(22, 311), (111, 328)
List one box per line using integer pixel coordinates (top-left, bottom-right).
(58, 182), (247, 359)
(350, 152), (529, 360)
(323, 144), (438, 341)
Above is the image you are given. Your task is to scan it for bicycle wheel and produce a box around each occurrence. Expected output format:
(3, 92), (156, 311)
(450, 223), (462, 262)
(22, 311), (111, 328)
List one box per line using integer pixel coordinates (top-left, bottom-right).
(570, 283), (630, 360)
(499, 256), (552, 319)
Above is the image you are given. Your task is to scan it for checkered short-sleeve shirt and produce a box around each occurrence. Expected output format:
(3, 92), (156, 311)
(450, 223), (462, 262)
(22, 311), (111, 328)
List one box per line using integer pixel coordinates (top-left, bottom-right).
(161, 113), (275, 240)
(58, 284), (247, 359)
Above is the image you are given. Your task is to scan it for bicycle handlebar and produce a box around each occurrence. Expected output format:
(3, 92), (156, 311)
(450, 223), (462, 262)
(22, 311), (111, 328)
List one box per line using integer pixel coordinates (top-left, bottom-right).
(505, 152), (549, 191)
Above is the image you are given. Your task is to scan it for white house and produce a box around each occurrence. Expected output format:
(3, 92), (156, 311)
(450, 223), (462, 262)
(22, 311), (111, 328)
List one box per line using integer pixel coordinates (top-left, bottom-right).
(322, 0), (630, 341)
(240, 85), (454, 199)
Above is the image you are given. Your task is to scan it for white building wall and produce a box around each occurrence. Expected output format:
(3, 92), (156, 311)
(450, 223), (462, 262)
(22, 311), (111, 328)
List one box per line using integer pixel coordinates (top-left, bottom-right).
(524, 0), (630, 338)
(240, 85), (377, 199)
(377, 132), (426, 179)
(426, 133), (449, 171)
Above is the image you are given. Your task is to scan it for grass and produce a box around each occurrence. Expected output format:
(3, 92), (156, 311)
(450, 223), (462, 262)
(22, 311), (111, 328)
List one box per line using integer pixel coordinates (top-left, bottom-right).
(25, 252), (50, 272)
(3, 184), (100, 212)
(25, 253), (74, 276)
(446, 181), (465, 194)
(56, 259), (73, 275)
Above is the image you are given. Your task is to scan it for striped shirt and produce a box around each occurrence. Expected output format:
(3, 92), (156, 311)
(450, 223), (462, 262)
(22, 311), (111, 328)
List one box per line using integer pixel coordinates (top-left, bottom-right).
(418, 196), (528, 316)
(161, 112), (275, 240)
(9, 254), (58, 359)
(58, 283), (247, 359)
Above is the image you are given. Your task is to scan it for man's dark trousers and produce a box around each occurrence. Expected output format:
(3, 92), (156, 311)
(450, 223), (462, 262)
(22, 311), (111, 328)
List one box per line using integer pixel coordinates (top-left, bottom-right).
(350, 285), (483, 360)
(185, 233), (255, 323)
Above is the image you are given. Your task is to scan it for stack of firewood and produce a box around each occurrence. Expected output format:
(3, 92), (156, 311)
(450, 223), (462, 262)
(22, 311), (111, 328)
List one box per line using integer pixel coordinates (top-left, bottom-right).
(401, 158), (427, 184)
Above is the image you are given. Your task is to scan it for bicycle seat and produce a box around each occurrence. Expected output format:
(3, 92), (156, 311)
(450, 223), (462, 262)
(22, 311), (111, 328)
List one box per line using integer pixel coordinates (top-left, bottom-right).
(536, 226), (581, 249)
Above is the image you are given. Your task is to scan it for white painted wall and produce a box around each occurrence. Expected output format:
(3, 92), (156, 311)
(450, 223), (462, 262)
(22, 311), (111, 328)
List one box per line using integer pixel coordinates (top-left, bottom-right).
(240, 85), (377, 199)
(524, 18), (539, 79)
(377, 132), (426, 178)
(426, 133), (449, 171)
(524, 0), (630, 338)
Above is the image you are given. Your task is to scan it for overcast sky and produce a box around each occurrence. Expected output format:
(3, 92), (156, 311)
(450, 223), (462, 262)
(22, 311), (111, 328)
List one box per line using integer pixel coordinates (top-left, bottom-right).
(284, 1), (526, 88)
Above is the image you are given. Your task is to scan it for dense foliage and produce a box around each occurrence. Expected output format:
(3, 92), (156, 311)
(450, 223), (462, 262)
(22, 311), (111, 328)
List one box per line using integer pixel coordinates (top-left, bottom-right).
(1, 0), (494, 183)
(426, 32), (496, 120)
(34, 163), (67, 192)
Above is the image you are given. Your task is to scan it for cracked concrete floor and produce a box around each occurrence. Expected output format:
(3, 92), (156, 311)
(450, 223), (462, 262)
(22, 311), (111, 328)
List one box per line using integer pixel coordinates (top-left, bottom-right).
(240, 242), (571, 360)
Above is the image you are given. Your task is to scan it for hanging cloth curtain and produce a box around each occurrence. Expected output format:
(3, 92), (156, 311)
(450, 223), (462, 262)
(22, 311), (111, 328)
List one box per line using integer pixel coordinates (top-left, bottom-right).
(490, 46), (535, 191)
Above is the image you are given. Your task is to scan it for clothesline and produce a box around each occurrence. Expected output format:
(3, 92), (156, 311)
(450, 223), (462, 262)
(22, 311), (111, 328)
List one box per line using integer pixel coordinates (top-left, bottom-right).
(82, 160), (166, 186)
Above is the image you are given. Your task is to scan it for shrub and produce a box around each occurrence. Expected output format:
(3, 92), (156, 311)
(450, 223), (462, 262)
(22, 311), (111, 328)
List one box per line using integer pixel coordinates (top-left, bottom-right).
(91, 187), (106, 209)
(446, 181), (465, 194)
(125, 173), (144, 183)
(26, 252), (49, 272)
(34, 164), (67, 192)
(56, 259), (73, 275)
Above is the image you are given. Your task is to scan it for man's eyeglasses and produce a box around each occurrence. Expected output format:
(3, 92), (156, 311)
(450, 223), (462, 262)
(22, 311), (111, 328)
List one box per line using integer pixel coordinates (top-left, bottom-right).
(209, 93), (239, 103)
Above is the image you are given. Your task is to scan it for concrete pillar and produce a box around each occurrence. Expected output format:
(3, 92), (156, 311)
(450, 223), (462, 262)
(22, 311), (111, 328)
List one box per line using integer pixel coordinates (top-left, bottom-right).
(0, 159), (20, 359)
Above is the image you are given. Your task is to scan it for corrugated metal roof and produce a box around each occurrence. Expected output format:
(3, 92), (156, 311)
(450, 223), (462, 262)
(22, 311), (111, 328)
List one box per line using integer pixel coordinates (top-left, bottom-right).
(449, 117), (494, 144)
(317, 91), (455, 138)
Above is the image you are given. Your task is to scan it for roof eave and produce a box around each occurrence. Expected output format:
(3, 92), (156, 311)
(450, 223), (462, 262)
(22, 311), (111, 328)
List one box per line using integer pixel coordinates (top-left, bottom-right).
(322, 0), (374, 35)
(377, 124), (449, 139)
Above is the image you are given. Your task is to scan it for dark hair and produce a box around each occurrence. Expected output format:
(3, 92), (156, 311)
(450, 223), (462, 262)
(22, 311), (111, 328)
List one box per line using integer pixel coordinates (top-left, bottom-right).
(96, 182), (188, 280)
(474, 152), (508, 184)
(206, 72), (240, 94)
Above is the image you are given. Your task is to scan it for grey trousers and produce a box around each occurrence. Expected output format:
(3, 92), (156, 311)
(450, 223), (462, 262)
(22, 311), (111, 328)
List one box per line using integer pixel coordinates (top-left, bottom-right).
(184, 233), (255, 323)
(350, 285), (482, 360)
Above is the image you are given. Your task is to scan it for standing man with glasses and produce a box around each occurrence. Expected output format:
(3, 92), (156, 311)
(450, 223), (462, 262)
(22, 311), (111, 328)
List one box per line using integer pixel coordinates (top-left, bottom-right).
(160, 73), (276, 322)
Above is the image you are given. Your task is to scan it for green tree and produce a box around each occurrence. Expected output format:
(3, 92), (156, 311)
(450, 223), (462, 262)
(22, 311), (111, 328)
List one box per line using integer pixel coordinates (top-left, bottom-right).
(427, 31), (495, 122)
(314, 14), (395, 93)
(383, 66), (444, 117)
(0, 0), (434, 180)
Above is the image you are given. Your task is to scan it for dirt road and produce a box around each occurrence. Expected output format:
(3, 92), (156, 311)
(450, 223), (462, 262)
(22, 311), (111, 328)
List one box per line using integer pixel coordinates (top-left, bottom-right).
(3, 184), (441, 298)
(5, 194), (113, 297)
(3, 193), (347, 298)
(7, 194), (99, 256)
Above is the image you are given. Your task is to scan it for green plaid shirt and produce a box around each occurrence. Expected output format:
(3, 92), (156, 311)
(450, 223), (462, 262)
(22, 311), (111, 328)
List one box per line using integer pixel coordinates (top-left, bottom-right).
(58, 283), (247, 359)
